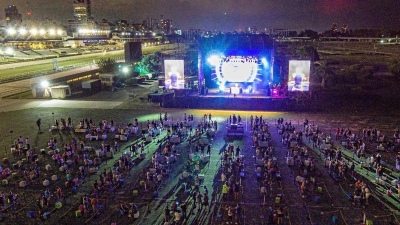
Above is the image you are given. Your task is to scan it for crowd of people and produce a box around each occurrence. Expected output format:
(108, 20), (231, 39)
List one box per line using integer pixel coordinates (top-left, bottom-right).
(0, 115), (158, 221)
(3, 112), (400, 224)
(299, 120), (400, 207)
(160, 114), (218, 224)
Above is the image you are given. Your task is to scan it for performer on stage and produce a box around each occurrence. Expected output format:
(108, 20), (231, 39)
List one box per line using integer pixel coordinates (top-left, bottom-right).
(291, 66), (306, 91)
(167, 66), (181, 89)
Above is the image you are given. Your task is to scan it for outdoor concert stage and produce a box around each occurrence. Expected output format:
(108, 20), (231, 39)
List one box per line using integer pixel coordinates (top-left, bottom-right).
(160, 34), (309, 111)
(163, 88), (298, 111)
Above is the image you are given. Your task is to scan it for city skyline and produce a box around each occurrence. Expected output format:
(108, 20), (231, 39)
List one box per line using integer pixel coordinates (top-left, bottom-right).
(0, 0), (399, 32)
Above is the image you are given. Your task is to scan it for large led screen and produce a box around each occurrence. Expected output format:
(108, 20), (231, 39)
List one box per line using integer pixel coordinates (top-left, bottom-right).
(287, 60), (310, 92)
(164, 60), (185, 89)
(212, 56), (259, 83)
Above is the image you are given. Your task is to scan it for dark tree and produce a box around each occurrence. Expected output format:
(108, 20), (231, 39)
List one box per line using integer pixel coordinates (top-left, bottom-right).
(137, 52), (162, 74)
(97, 58), (116, 73)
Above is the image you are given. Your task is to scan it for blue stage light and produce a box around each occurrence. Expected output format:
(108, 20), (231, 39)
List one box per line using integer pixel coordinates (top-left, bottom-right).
(207, 55), (222, 66)
(261, 58), (268, 67)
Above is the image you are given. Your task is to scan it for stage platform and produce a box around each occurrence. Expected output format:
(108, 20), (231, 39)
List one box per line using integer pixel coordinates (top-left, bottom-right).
(162, 90), (299, 111)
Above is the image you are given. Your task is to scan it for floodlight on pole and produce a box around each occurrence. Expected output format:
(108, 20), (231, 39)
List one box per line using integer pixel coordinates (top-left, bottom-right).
(5, 47), (14, 55)
(40, 80), (49, 88)
(39, 29), (46, 35)
(122, 66), (130, 74)
(19, 28), (27, 35)
(7, 28), (17, 35)
(30, 28), (38, 36)
(49, 29), (56, 35)
(57, 29), (63, 36)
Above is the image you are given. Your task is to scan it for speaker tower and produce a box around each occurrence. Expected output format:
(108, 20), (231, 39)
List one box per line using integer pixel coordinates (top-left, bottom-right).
(124, 42), (142, 63)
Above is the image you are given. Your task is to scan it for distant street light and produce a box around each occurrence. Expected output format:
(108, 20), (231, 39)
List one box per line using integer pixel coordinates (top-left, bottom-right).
(19, 28), (27, 35)
(5, 47), (14, 56)
(7, 28), (16, 36)
(49, 29), (56, 35)
(30, 28), (38, 36)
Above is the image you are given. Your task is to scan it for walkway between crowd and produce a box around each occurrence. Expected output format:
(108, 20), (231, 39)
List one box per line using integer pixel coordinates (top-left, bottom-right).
(266, 119), (311, 224)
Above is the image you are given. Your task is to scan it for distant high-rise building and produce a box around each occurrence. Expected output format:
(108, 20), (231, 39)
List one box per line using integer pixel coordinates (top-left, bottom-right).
(248, 26), (258, 34)
(73, 0), (91, 23)
(183, 29), (202, 40)
(86, 0), (92, 19)
(158, 16), (172, 35)
(145, 17), (157, 30)
(5, 5), (22, 25)
(115, 20), (129, 32)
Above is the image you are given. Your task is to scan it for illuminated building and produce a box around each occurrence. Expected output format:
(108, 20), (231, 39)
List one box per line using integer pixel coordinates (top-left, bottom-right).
(158, 16), (172, 35)
(73, 0), (90, 23)
(5, 5), (22, 25)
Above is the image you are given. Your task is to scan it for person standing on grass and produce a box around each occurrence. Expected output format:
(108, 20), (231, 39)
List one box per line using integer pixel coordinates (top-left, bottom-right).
(364, 185), (371, 205)
(235, 146), (241, 159)
(234, 181), (240, 200)
(226, 205), (234, 224)
(235, 204), (242, 223)
(180, 201), (187, 219)
(174, 210), (181, 224)
(277, 207), (284, 224)
(141, 143), (145, 153)
(25, 138), (30, 150)
(164, 205), (171, 222)
(222, 182), (229, 200)
(91, 197), (98, 212)
(36, 119), (41, 132)
(397, 182), (400, 199)
(54, 186), (62, 201)
(207, 145), (211, 155)
(202, 193), (209, 209)
(196, 191), (202, 210)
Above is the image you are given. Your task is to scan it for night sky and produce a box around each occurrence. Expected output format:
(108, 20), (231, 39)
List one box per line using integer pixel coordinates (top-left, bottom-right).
(0, 0), (399, 32)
